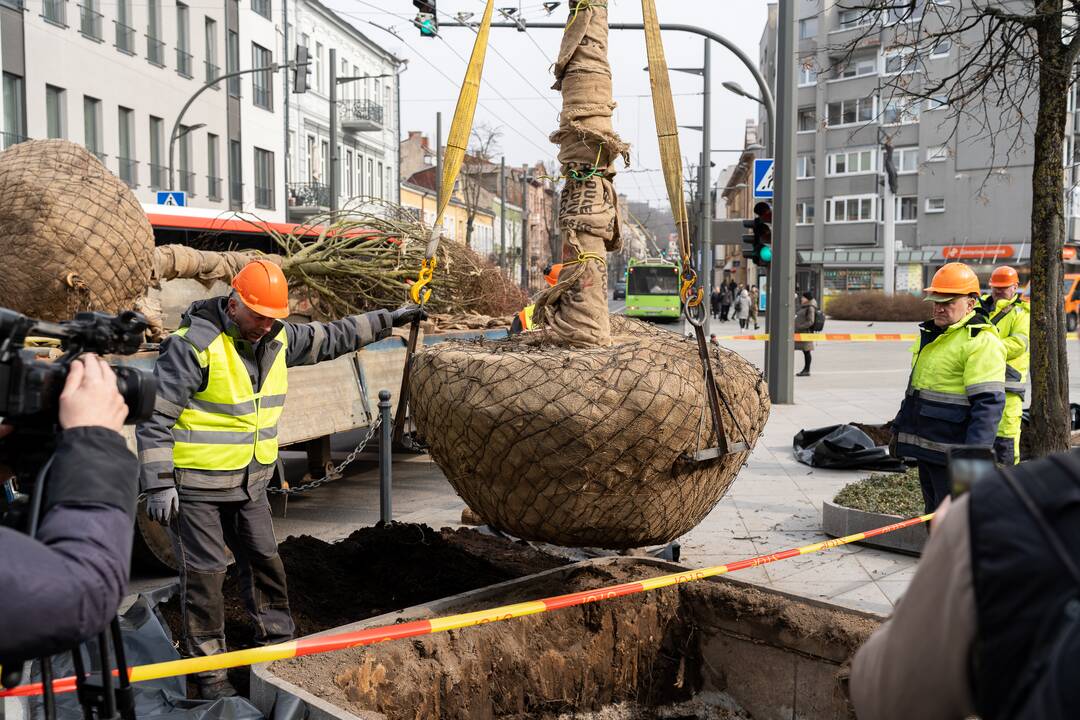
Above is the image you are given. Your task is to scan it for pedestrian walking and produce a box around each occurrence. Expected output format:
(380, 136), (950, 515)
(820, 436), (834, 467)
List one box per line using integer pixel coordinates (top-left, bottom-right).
(710, 286), (722, 319)
(794, 292), (817, 376)
(720, 283), (733, 321)
(889, 262), (1006, 514)
(734, 288), (751, 329)
(749, 286), (761, 330)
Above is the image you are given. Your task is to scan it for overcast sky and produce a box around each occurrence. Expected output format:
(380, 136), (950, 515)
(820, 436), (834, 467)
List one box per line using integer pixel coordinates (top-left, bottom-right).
(324, 1), (771, 207)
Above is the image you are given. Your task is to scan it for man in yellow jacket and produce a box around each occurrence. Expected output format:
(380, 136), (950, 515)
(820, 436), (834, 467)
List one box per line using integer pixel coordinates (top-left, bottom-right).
(891, 262), (1007, 513)
(978, 265), (1029, 465)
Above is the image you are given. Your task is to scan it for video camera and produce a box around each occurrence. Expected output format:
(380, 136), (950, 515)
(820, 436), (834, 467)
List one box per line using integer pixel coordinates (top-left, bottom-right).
(0, 307), (157, 530)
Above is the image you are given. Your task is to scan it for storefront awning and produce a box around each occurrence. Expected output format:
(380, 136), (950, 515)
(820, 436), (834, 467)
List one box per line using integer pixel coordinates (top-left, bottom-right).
(798, 249), (938, 266)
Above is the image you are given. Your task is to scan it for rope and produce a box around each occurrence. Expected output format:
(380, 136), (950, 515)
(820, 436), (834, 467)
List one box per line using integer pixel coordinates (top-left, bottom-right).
(536, 144), (606, 183)
(565, 0), (607, 31)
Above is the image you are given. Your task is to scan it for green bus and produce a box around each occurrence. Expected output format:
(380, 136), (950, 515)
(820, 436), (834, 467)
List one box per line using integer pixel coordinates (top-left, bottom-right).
(624, 258), (682, 321)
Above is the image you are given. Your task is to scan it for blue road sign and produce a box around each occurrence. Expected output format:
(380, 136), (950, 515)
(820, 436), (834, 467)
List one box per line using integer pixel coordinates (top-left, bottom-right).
(753, 159), (774, 199)
(156, 191), (187, 207)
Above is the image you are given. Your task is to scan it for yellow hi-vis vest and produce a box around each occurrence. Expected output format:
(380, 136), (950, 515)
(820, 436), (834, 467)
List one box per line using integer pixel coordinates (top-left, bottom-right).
(172, 326), (289, 470)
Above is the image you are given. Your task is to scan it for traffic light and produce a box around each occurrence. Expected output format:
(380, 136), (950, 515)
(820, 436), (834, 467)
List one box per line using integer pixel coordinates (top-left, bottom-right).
(413, 0), (438, 37)
(741, 201), (772, 267)
(292, 45), (310, 94)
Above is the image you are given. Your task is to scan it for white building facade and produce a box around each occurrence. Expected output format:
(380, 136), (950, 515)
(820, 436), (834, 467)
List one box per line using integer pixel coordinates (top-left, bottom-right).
(0, 0), (287, 221)
(285, 0), (401, 221)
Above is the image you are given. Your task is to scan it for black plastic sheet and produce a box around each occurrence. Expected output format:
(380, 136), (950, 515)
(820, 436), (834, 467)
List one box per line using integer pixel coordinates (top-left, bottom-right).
(793, 424), (907, 472)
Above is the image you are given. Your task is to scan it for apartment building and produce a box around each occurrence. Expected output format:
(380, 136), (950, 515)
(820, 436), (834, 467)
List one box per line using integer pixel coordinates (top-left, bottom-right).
(756, 0), (1077, 300)
(0, 0), (286, 220)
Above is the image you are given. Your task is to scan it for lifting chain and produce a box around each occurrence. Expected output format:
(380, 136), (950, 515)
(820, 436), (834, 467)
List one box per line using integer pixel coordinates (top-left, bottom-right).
(267, 415), (382, 496)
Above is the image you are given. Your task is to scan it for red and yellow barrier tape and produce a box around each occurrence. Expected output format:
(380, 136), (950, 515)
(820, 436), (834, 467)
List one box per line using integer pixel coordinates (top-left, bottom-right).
(713, 333), (917, 342)
(0, 513), (933, 698)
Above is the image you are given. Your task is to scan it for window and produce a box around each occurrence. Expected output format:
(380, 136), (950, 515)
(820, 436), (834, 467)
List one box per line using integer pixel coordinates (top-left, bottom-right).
(227, 30), (240, 96)
(927, 144), (949, 162)
(378, 161), (385, 199)
(43, 0), (66, 26)
(798, 107), (817, 132)
(881, 94), (920, 124)
(229, 139), (243, 206)
(254, 147), (274, 209)
(891, 146), (919, 173)
(252, 43), (273, 110)
(929, 38), (951, 58)
(118, 106), (135, 187)
(893, 196), (918, 222)
(835, 55), (877, 79)
(252, 0), (270, 20)
(82, 95), (102, 159)
(207, 133), (221, 200)
(205, 18), (219, 85)
(797, 154), (815, 178)
(827, 96), (875, 126)
(926, 95), (948, 111)
(799, 17), (817, 39)
(826, 194), (876, 223)
(115, 0), (134, 52)
(796, 201), (815, 225)
(2, 73), (26, 148)
(367, 158), (374, 199)
(315, 42), (324, 94)
(799, 59), (817, 86)
(79, 0), (103, 41)
(838, 8), (872, 30)
(149, 115), (164, 189)
(46, 84), (66, 139)
(175, 2), (191, 77)
(178, 125), (194, 195)
(147, 0), (163, 66)
(346, 149), (354, 196)
(320, 140), (329, 180)
(925, 197), (946, 213)
(884, 0), (929, 24)
(883, 48), (918, 75)
(827, 147), (876, 176)
(306, 134), (316, 181)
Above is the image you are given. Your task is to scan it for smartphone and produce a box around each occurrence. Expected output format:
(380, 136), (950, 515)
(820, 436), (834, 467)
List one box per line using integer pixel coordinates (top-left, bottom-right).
(946, 446), (998, 498)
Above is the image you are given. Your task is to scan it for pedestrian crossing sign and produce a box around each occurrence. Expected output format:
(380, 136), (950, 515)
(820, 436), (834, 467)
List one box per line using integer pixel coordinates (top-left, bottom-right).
(156, 191), (187, 207)
(753, 159), (774, 199)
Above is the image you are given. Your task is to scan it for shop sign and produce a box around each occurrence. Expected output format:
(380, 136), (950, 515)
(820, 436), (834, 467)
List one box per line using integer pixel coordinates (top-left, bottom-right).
(941, 245), (1015, 260)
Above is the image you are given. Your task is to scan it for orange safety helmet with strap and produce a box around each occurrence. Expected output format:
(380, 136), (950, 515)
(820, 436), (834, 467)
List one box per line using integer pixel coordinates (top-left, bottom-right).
(925, 262), (981, 297)
(544, 263), (564, 287)
(989, 265), (1020, 288)
(232, 259), (290, 319)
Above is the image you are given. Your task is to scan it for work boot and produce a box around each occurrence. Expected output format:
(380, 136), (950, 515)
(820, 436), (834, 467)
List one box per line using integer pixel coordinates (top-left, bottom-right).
(195, 678), (238, 701)
(796, 369), (810, 377)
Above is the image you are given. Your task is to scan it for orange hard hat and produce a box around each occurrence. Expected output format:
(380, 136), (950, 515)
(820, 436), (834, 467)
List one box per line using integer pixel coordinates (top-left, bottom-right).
(925, 262), (980, 299)
(989, 265), (1020, 288)
(232, 259), (290, 319)
(544, 263), (564, 287)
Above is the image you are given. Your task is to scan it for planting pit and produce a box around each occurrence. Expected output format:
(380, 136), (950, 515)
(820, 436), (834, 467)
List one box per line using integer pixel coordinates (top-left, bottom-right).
(253, 558), (878, 720)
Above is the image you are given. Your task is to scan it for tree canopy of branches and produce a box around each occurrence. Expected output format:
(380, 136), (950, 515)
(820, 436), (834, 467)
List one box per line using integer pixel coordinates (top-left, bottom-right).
(832, 0), (1080, 457)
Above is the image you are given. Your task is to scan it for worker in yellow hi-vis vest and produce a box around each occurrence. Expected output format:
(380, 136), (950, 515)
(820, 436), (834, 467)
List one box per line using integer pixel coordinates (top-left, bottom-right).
(978, 265), (1030, 465)
(136, 259), (423, 700)
(511, 263), (564, 334)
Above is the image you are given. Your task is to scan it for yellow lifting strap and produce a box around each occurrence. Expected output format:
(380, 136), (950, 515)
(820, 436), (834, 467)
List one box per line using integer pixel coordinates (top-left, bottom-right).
(410, 0), (496, 306)
(640, 0), (701, 310)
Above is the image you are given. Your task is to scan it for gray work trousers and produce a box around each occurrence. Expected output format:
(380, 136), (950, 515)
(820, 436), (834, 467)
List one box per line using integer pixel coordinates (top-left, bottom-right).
(170, 491), (294, 686)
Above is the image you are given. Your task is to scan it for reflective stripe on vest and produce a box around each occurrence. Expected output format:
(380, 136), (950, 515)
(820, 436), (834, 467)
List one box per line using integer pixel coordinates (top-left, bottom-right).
(172, 326), (289, 471)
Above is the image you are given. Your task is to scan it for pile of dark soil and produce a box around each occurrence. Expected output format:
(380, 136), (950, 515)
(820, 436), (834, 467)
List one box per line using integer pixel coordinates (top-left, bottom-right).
(158, 524), (568, 651)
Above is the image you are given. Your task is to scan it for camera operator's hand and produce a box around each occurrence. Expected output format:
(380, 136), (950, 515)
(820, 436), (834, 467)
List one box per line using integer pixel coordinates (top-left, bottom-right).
(146, 487), (179, 524)
(390, 304), (428, 327)
(59, 355), (127, 433)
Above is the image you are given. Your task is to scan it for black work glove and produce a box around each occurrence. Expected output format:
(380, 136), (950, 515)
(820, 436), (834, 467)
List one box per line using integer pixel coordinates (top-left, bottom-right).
(390, 304), (428, 327)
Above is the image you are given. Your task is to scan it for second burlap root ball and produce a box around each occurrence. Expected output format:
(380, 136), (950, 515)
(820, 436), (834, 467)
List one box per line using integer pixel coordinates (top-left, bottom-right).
(410, 316), (771, 548)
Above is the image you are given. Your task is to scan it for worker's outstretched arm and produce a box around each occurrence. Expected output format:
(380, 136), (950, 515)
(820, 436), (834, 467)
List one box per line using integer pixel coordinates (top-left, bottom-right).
(135, 335), (203, 492)
(283, 310), (394, 367)
(964, 333), (1007, 447)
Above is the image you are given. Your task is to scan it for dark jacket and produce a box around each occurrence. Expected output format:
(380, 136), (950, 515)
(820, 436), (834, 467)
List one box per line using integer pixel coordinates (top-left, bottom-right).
(794, 300), (817, 351)
(0, 427), (138, 660)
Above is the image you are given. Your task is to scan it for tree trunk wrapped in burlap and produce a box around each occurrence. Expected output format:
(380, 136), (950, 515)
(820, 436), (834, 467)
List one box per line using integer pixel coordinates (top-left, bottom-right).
(410, 316), (770, 548)
(0, 140), (154, 320)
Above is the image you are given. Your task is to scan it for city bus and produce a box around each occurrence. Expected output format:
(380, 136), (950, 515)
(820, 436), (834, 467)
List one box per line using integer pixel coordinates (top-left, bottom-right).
(624, 257), (682, 321)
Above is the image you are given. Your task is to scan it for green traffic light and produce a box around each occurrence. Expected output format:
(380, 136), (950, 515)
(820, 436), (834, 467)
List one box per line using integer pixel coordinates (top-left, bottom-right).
(759, 246), (772, 263)
(420, 18), (437, 36)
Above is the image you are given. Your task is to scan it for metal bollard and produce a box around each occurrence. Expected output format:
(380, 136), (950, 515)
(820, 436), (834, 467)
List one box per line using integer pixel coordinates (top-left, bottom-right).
(378, 390), (392, 525)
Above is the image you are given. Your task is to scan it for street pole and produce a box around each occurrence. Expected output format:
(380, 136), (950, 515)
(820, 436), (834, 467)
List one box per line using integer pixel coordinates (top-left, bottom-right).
(766, 0), (796, 404)
(700, 38), (713, 338)
(521, 165), (529, 291)
(435, 111), (443, 212)
(329, 48), (338, 215)
(500, 156), (507, 270)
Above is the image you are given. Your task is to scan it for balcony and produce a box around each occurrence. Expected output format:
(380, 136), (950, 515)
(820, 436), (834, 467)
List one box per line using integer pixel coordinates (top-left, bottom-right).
(117, 157), (138, 188)
(88, 148), (108, 164)
(78, 4), (103, 41)
(179, 170), (195, 196)
(176, 48), (193, 78)
(287, 182), (329, 220)
(42, 0), (66, 27)
(208, 175), (222, 201)
(147, 34), (165, 67)
(255, 185), (274, 210)
(205, 61), (220, 88)
(114, 21), (135, 54)
(1, 132), (27, 150)
(339, 100), (384, 133)
(149, 163), (167, 190)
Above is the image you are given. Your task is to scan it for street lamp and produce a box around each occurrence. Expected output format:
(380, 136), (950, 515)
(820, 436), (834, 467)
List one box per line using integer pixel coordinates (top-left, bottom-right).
(722, 80), (763, 104)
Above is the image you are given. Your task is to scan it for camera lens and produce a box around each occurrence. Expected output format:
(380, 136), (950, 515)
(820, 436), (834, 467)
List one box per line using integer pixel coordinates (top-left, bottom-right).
(113, 366), (157, 424)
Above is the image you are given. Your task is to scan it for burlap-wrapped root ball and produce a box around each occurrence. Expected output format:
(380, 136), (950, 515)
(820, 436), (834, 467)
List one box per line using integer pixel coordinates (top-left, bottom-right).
(0, 139), (155, 320)
(410, 316), (770, 548)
